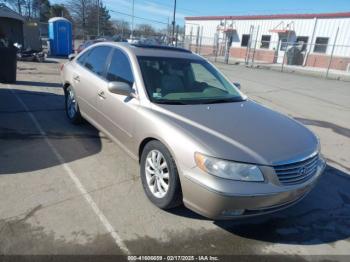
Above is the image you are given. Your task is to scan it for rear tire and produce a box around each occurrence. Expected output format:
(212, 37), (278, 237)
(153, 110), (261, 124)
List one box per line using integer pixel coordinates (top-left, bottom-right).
(140, 140), (182, 209)
(65, 86), (82, 124)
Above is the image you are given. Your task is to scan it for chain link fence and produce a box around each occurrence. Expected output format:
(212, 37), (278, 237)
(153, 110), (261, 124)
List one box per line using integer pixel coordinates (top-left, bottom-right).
(182, 34), (350, 81)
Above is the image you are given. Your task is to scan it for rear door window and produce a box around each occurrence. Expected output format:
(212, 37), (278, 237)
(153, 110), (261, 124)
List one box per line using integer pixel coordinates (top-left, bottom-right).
(83, 46), (112, 78)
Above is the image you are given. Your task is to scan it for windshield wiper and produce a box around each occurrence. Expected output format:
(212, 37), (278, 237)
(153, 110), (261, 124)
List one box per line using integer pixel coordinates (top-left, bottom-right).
(153, 100), (189, 105)
(197, 97), (244, 104)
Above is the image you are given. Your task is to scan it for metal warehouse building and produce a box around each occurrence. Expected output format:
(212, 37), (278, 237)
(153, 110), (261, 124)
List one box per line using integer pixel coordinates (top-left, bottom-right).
(185, 12), (350, 71)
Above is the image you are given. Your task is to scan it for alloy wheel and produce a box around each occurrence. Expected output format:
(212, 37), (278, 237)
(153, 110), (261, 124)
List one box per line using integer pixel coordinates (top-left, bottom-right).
(145, 150), (170, 198)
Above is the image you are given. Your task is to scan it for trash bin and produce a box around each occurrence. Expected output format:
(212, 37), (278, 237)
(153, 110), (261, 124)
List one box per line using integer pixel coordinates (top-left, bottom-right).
(0, 47), (17, 83)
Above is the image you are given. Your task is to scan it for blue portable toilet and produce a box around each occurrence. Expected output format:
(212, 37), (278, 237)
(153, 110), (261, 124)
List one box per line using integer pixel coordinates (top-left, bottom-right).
(48, 17), (72, 56)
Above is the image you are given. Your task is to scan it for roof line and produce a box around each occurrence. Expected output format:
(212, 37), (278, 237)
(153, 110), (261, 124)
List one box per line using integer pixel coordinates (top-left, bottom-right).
(131, 44), (192, 53)
(0, 4), (25, 21)
(185, 12), (350, 21)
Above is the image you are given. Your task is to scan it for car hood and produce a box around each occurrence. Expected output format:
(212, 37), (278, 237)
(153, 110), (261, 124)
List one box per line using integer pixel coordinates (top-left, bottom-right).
(151, 100), (318, 165)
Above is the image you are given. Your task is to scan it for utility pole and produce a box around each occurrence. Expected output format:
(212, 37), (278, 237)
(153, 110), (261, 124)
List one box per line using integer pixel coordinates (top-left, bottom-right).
(131, 0), (135, 39)
(167, 16), (170, 44)
(97, 0), (100, 36)
(172, 0), (177, 45)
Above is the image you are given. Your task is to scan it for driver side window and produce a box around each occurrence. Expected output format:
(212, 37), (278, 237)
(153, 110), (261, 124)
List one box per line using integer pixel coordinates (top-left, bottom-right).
(106, 49), (134, 86)
(83, 46), (112, 77)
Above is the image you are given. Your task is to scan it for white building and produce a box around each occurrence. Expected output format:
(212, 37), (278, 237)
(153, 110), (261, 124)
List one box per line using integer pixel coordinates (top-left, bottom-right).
(185, 12), (350, 70)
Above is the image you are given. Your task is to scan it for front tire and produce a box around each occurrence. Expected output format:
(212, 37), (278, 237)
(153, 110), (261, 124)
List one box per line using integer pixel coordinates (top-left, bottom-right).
(140, 140), (182, 209)
(65, 86), (82, 124)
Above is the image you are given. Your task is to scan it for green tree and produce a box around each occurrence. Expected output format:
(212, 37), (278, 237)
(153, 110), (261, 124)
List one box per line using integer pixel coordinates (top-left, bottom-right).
(86, 1), (115, 37)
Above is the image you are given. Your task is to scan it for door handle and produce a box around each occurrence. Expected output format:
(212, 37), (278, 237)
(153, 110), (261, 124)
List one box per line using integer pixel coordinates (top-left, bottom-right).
(73, 75), (80, 82)
(98, 90), (106, 99)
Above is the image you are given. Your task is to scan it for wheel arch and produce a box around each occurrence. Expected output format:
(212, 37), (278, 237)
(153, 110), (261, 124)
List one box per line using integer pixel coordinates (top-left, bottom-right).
(63, 82), (71, 94)
(138, 137), (158, 162)
(138, 137), (179, 167)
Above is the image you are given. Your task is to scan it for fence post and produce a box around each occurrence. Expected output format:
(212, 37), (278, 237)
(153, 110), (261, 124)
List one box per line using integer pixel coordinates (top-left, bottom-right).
(199, 26), (203, 55)
(189, 28), (193, 52)
(224, 35), (230, 64)
(326, 26), (339, 79)
(195, 26), (200, 53)
(251, 25), (260, 67)
(281, 42), (289, 72)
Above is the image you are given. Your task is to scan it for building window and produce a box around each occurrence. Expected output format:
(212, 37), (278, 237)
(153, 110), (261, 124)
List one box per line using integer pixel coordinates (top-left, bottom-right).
(241, 34), (250, 47)
(314, 37), (329, 53)
(280, 38), (288, 51)
(260, 35), (271, 49)
(296, 36), (309, 51)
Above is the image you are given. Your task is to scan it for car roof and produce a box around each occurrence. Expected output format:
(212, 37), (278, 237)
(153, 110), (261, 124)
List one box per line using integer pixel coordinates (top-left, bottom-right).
(96, 42), (202, 59)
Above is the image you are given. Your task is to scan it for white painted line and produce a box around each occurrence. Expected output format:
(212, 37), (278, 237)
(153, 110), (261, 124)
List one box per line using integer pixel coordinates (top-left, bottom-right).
(9, 86), (130, 255)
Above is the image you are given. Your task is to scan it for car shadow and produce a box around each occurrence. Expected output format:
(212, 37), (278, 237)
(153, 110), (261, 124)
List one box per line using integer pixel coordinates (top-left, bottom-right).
(0, 88), (102, 175)
(214, 164), (350, 245)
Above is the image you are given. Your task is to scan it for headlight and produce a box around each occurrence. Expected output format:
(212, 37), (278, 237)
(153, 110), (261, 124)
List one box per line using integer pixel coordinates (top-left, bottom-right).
(195, 153), (264, 182)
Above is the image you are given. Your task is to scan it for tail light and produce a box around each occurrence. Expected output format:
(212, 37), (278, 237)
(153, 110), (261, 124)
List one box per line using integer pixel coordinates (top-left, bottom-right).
(60, 64), (64, 71)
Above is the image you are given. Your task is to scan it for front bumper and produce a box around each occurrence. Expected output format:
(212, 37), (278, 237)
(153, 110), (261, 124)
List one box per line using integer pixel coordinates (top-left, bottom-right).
(181, 158), (326, 220)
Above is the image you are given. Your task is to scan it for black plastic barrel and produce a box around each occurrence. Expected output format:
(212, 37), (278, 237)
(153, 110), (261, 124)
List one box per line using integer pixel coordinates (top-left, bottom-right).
(0, 47), (17, 83)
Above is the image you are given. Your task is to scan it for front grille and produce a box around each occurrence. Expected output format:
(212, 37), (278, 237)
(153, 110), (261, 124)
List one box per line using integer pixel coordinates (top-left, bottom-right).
(274, 154), (319, 186)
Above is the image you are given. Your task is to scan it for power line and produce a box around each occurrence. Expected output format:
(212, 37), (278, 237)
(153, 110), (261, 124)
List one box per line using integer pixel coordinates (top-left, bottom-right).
(109, 9), (168, 25)
(139, 0), (203, 16)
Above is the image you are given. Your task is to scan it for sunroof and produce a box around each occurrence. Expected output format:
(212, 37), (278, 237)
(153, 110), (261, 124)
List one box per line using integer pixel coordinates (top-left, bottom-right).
(131, 44), (192, 53)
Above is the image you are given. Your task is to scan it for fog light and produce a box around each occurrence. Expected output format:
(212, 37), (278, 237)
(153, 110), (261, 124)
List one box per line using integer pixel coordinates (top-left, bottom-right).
(222, 209), (245, 216)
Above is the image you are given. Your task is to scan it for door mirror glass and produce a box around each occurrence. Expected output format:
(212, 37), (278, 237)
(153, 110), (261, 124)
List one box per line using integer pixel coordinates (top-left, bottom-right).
(108, 81), (133, 96)
(233, 82), (241, 90)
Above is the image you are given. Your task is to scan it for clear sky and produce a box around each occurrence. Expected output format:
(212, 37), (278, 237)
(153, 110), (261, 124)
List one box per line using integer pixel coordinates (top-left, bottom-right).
(53, 0), (350, 28)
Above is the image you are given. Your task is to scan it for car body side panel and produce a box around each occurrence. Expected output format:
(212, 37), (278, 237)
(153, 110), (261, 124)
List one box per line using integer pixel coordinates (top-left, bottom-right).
(95, 85), (140, 154)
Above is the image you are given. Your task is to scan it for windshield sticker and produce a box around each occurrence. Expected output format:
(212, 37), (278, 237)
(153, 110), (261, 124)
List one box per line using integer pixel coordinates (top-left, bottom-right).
(153, 93), (162, 98)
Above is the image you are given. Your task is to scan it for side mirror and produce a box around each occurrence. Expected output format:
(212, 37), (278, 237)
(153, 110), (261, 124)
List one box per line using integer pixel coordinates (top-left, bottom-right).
(233, 82), (241, 90)
(108, 81), (136, 97)
(68, 54), (76, 61)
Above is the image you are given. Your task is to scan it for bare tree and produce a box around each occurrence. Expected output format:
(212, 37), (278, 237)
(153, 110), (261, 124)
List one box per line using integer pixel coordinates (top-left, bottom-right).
(135, 24), (156, 37)
(67, 0), (92, 39)
(111, 19), (130, 38)
(2, 0), (26, 15)
(2, 0), (51, 21)
(50, 4), (73, 21)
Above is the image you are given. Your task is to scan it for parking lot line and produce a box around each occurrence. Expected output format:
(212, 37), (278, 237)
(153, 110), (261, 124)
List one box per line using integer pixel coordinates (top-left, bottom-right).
(8, 85), (131, 255)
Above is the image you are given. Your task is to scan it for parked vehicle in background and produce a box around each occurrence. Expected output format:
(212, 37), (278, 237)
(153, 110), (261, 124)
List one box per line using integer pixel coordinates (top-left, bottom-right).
(76, 39), (107, 54)
(60, 43), (326, 219)
(17, 49), (46, 62)
(127, 37), (141, 44)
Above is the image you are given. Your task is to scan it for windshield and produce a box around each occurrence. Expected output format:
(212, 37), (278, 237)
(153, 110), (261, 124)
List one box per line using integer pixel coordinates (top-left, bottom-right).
(137, 56), (245, 105)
